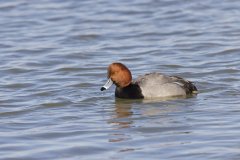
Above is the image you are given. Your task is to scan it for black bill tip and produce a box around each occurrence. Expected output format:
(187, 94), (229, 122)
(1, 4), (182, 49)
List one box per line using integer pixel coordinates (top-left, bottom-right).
(100, 87), (106, 91)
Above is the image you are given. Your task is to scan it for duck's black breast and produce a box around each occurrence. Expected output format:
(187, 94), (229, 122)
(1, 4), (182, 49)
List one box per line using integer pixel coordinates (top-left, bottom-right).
(115, 83), (144, 99)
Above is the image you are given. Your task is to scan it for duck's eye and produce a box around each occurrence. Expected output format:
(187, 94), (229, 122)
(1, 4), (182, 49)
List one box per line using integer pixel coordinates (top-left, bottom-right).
(111, 71), (119, 77)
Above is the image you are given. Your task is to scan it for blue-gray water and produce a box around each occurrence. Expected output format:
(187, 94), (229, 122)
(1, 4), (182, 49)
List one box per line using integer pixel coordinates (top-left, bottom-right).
(0, 0), (240, 159)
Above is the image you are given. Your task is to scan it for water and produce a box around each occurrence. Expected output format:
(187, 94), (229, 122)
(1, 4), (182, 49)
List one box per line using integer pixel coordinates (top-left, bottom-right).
(0, 0), (240, 159)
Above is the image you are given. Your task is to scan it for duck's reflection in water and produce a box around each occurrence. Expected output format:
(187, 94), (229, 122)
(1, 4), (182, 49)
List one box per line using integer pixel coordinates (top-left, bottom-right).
(109, 99), (135, 128)
(108, 96), (196, 144)
(108, 98), (135, 143)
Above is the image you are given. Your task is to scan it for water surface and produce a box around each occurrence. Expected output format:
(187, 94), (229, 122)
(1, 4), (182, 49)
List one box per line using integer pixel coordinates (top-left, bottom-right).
(0, 0), (240, 159)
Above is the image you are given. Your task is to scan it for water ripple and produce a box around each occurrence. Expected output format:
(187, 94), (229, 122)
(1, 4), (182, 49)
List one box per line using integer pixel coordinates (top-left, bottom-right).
(0, 0), (240, 160)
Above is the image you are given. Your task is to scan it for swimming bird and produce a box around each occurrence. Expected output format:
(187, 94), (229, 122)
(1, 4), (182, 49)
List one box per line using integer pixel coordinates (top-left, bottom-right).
(101, 62), (197, 99)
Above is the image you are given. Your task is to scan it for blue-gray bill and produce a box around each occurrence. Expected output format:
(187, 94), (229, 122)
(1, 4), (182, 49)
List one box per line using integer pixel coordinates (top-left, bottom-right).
(100, 78), (113, 91)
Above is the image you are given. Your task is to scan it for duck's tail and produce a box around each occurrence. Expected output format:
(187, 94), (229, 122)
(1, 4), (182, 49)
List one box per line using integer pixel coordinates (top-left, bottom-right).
(171, 76), (198, 95)
(184, 81), (198, 94)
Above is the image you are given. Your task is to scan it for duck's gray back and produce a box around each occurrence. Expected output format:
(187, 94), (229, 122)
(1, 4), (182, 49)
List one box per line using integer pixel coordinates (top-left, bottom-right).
(134, 73), (197, 98)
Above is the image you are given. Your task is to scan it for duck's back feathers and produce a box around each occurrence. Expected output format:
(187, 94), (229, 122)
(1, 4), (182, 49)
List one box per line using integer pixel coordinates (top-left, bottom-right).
(134, 73), (197, 98)
(169, 76), (198, 95)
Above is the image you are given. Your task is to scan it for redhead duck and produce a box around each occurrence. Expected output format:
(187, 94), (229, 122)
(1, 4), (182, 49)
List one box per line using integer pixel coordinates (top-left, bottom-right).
(101, 62), (197, 99)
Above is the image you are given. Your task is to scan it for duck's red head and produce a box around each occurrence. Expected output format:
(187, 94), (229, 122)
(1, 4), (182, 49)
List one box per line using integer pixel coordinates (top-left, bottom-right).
(101, 63), (132, 91)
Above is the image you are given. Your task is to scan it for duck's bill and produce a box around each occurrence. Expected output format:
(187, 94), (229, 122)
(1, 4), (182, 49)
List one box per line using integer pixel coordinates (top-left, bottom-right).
(101, 78), (113, 91)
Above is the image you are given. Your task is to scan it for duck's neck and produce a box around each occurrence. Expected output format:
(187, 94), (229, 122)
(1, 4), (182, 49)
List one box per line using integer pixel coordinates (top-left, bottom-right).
(115, 83), (144, 99)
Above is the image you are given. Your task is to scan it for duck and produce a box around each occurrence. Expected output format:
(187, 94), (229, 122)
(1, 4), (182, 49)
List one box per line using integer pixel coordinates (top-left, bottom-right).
(101, 62), (197, 99)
